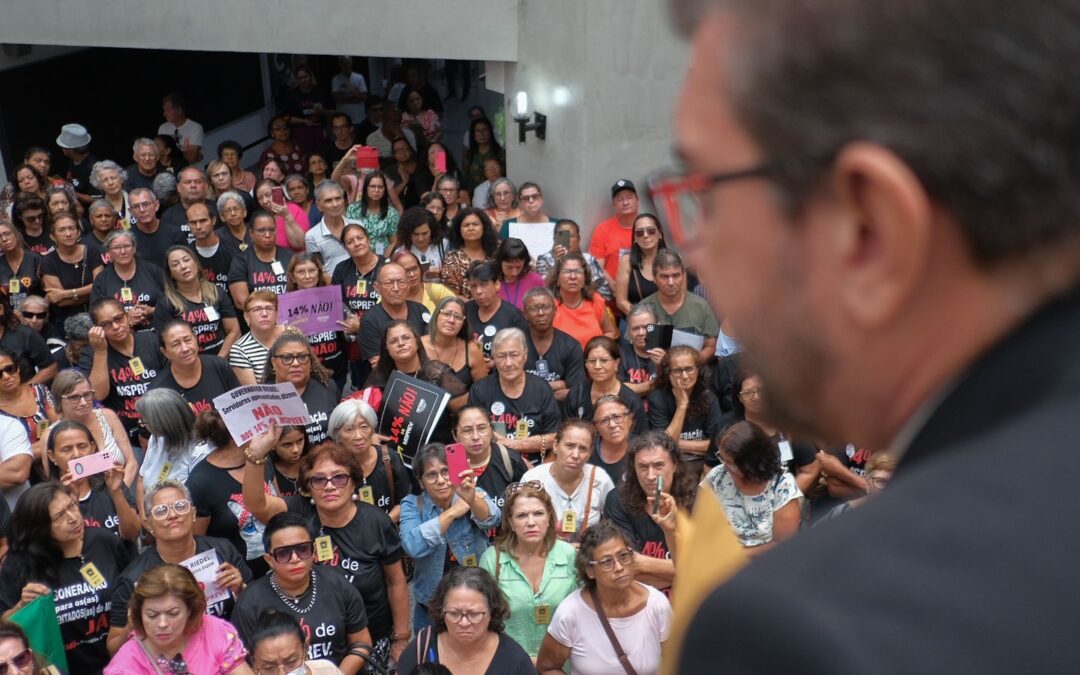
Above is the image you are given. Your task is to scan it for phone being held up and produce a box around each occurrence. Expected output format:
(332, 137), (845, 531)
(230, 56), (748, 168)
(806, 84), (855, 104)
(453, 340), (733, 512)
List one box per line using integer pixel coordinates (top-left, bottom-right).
(445, 442), (470, 486)
(652, 475), (664, 515)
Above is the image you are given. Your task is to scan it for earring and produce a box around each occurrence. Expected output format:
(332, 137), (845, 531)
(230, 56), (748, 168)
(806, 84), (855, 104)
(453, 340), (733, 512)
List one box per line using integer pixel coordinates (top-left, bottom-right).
(310, 497), (316, 505)
(351, 493), (358, 501)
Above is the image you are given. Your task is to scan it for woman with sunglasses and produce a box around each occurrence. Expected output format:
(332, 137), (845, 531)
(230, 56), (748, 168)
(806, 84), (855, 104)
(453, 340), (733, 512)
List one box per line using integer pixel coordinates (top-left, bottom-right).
(421, 297), (488, 389)
(148, 320), (240, 414)
(105, 564), (253, 675)
(15, 296), (61, 353)
(479, 482), (577, 661)
(615, 214), (667, 316)
(40, 214), (104, 333)
(0, 348), (56, 461)
(563, 336), (648, 436)
(153, 246), (240, 358)
(0, 222), (43, 314)
(0, 619), (59, 675)
(400, 443), (501, 633)
(265, 331), (337, 447)
(647, 345), (722, 472)
(536, 521), (672, 675)
(11, 196), (52, 258)
(0, 482), (131, 674)
(328, 398), (411, 523)
(244, 433), (411, 670)
(0, 296), (54, 387)
(188, 410), (276, 579)
(43, 419), (140, 544)
(548, 252), (618, 350)
(228, 212), (294, 311)
(47, 370), (137, 486)
(89, 230), (163, 331)
(233, 513), (373, 674)
(106, 480), (251, 655)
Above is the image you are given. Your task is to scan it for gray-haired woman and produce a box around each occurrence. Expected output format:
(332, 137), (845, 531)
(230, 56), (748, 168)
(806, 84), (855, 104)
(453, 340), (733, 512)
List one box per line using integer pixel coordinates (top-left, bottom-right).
(86, 198), (118, 251)
(216, 190), (253, 252)
(328, 397), (412, 523)
(134, 388), (211, 510)
(89, 229), (164, 329)
(89, 159), (133, 228)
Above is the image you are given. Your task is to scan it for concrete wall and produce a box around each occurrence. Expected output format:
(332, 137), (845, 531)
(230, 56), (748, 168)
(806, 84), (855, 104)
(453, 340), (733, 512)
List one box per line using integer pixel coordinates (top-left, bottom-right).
(505, 0), (689, 240)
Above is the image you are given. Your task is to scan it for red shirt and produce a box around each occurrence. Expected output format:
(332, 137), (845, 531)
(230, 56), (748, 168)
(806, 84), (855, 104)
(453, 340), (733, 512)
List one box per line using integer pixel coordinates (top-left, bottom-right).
(588, 216), (634, 280)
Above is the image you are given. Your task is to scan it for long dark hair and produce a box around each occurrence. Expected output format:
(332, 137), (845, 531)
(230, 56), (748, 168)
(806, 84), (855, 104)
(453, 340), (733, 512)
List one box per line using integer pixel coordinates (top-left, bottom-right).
(368, 320), (430, 387)
(396, 206), (438, 254)
(361, 170), (391, 217)
(718, 421), (783, 483)
(620, 430), (697, 513)
(448, 207), (498, 256)
(629, 213), (667, 269)
(8, 482), (70, 586)
(653, 346), (712, 420)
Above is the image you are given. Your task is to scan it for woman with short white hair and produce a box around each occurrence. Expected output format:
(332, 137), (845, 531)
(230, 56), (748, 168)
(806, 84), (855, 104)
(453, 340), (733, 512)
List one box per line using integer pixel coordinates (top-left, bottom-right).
(89, 160), (132, 228)
(328, 397), (412, 523)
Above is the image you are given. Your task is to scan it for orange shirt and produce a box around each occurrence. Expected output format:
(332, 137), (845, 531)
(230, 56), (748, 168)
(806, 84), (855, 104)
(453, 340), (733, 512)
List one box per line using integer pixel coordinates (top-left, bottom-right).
(588, 216), (634, 280)
(554, 293), (608, 349)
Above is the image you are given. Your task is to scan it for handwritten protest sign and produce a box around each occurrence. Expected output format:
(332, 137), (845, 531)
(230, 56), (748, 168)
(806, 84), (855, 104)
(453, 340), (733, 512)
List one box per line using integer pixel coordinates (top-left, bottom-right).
(278, 286), (343, 337)
(378, 372), (451, 467)
(212, 382), (312, 445)
(508, 222), (555, 261)
(180, 550), (229, 609)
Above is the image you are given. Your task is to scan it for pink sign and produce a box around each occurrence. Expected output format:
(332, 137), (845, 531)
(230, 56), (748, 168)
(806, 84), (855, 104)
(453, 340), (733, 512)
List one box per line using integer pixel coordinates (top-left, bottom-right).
(278, 286), (344, 337)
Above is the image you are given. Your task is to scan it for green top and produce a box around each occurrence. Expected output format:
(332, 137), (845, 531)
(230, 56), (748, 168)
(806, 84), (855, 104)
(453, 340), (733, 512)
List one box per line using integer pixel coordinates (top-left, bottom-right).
(479, 539), (580, 657)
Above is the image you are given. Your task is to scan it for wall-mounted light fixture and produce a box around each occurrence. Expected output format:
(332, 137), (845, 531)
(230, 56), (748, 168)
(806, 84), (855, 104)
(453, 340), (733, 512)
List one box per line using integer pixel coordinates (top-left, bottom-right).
(513, 91), (546, 144)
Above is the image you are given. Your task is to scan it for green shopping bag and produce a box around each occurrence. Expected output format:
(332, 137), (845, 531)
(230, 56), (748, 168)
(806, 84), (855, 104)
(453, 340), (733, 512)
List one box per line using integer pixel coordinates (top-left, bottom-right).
(9, 593), (68, 673)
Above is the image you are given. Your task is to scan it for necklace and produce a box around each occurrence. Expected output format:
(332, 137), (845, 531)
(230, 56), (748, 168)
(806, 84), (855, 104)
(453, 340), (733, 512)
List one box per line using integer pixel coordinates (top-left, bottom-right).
(428, 338), (460, 367)
(270, 569), (317, 614)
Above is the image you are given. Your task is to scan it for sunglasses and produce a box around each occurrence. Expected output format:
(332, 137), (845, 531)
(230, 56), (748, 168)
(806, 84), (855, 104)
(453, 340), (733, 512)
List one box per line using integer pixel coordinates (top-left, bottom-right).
(270, 541), (315, 564)
(0, 649), (34, 675)
(150, 499), (192, 520)
(0, 365), (18, 378)
(21, 311), (46, 320)
(309, 473), (350, 490)
(505, 480), (543, 496)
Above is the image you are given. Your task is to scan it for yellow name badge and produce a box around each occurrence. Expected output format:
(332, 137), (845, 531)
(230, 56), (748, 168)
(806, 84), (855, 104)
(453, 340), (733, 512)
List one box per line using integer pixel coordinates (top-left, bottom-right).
(120, 219), (131, 230)
(562, 510), (577, 534)
(534, 603), (552, 625)
(157, 461), (173, 483)
(358, 485), (374, 505)
(355, 280), (367, 295)
(515, 419), (530, 439)
(120, 287), (133, 302)
(461, 554), (478, 568)
(80, 562), (107, 590)
(8, 279), (19, 294)
(129, 357), (146, 376)
(315, 535), (334, 562)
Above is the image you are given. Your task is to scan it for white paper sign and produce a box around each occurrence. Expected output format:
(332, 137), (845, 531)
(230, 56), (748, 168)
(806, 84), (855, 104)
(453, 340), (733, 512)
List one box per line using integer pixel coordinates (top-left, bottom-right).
(507, 221), (555, 262)
(671, 328), (705, 351)
(212, 382), (313, 446)
(180, 550), (229, 609)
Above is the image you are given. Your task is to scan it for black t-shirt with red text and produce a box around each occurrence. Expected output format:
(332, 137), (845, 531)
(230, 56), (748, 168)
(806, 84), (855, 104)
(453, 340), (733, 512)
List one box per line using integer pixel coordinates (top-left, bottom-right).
(602, 489), (671, 589)
(196, 244), (234, 296)
(227, 247), (294, 296)
(309, 328), (347, 381)
(331, 257), (385, 318)
(467, 373), (560, 462)
(78, 484), (138, 542)
(79, 331), (163, 438)
(151, 292), (237, 354)
(90, 263), (165, 328)
(23, 229), (55, 256)
(466, 299), (529, 359)
(148, 354), (239, 415)
(618, 338), (656, 389)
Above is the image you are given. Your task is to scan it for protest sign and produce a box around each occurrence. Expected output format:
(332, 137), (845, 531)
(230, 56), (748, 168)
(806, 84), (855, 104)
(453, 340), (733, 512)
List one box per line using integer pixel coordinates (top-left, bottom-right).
(378, 372), (451, 467)
(10, 595), (67, 672)
(212, 382), (312, 445)
(508, 221), (555, 261)
(180, 550), (230, 608)
(278, 286), (344, 337)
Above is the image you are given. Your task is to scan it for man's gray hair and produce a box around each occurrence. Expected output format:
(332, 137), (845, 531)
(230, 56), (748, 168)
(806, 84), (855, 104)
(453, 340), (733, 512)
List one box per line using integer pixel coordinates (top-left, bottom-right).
(132, 137), (158, 155)
(315, 180), (345, 202)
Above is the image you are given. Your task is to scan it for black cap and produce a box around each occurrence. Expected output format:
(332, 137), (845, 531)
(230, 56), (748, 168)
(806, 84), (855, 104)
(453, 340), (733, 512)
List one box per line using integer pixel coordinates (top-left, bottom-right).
(611, 179), (637, 199)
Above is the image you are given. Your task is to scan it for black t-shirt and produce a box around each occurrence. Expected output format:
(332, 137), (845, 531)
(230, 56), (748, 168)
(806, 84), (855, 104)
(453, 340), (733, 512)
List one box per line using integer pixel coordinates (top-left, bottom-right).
(109, 535), (251, 627)
(66, 154), (100, 198)
(79, 332), (163, 436)
(713, 411), (817, 471)
(309, 328), (347, 381)
(82, 234), (112, 265)
(90, 262), (165, 327)
(0, 325), (55, 374)
(188, 459), (275, 561)
(618, 339), (656, 390)
(151, 291), (237, 354)
(466, 300), (529, 360)
(602, 489), (671, 563)
(23, 230), (55, 257)
(525, 328), (585, 388)
(132, 221), (187, 270)
(395, 631), (534, 675)
(331, 257), (385, 318)
(161, 200), (216, 246)
(588, 438), (629, 486)
(149, 354), (239, 415)
(40, 247), (105, 325)
(227, 247), (294, 295)
(123, 164), (162, 193)
(563, 383), (649, 434)
(0, 250), (43, 310)
(355, 444), (413, 515)
(284, 497), (404, 640)
(78, 484), (138, 542)
(474, 442), (528, 513)
(710, 353), (742, 414)
(0, 528), (130, 675)
(196, 243), (234, 296)
(468, 373), (561, 461)
(217, 226), (253, 256)
(647, 388), (722, 463)
(358, 301), (430, 361)
(300, 379), (339, 447)
(273, 463), (300, 497)
(232, 565), (368, 665)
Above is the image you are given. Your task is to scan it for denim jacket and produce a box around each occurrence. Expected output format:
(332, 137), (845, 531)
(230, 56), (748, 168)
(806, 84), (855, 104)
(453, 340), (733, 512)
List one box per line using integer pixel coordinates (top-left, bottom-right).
(400, 490), (502, 605)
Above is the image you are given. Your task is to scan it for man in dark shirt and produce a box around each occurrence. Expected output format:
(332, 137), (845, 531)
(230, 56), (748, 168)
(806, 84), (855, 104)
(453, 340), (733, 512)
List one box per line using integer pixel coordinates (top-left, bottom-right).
(465, 261), (529, 362)
(56, 123), (99, 207)
(522, 287), (584, 403)
(129, 187), (187, 270)
(123, 137), (163, 192)
(359, 262), (429, 365)
(188, 202), (232, 295)
(161, 166), (215, 246)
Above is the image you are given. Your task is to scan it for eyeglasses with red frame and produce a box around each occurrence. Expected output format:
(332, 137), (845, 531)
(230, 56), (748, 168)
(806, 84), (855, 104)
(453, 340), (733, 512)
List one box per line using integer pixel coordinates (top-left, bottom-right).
(646, 164), (773, 246)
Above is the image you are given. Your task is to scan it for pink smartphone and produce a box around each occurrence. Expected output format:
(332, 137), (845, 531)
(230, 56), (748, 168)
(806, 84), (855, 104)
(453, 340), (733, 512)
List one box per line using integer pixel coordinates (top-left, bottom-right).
(270, 186), (286, 207)
(445, 443), (469, 486)
(434, 150), (447, 174)
(70, 451), (115, 479)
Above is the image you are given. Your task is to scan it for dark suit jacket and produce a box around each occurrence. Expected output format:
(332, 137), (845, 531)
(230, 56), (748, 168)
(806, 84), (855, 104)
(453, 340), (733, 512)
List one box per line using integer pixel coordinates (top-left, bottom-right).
(679, 289), (1080, 674)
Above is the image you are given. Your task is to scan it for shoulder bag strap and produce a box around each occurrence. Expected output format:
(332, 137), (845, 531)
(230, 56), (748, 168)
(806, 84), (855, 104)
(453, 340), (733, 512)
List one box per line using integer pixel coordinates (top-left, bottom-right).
(580, 465), (597, 536)
(495, 547), (501, 581)
(136, 639), (168, 675)
(588, 586), (639, 675)
(496, 442), (513, 476)
(416, 625), (432, 664)
(380, 445), (396, 506)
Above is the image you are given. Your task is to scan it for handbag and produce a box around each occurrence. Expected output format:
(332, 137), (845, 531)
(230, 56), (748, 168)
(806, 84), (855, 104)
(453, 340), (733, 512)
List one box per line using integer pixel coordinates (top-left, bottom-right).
(589, 586), (639, 675)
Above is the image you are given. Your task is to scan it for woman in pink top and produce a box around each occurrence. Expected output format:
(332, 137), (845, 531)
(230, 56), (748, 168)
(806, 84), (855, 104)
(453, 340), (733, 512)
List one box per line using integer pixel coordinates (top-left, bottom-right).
(106, 564), (253, 675)
(496, 238), (545, 311)
(254, 178), (310, 252)
(549, 252), (618, 349)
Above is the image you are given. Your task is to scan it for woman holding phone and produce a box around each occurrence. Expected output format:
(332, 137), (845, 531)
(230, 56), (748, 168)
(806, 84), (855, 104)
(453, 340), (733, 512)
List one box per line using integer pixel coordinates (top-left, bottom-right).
(254, 178), (309, 252)
(47, 370), (137, 486)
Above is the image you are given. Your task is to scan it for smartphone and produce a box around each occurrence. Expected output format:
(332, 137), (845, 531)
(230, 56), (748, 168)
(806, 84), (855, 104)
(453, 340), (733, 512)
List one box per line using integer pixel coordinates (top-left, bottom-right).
(70, 451), (115, 479)
(493, 422), (508, 438)
(434, 150), (447, 174)
(420, 259), (432, 277)
(652, 475), (664, 515)
(556, 230), (572, 249)
(270, 186), (286, 207)
(445, 443), (469, 486)
(645, 324), (674, 351)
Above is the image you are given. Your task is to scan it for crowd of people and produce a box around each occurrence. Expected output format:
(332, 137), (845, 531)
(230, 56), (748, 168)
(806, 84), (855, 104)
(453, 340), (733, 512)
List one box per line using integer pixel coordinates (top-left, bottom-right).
(0, 56), (893, 675)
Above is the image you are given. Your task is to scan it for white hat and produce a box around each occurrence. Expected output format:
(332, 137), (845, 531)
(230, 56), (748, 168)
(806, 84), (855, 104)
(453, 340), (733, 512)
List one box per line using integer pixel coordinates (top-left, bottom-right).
(56, 123), (91, 149)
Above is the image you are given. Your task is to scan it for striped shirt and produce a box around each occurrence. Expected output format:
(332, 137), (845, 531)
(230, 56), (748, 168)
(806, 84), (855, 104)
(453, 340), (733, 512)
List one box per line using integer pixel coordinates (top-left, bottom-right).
(229, 332), (272, 383)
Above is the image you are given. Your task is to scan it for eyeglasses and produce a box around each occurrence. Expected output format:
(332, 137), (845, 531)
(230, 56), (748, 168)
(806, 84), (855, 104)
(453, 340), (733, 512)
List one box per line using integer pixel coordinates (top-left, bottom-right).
(221, 206), (244, 215)
(869, 475), (890, 490)
(150, 499), (192, 520)
(309, 473), (350, 490)
(595, 413), (629, 427)
(0, 365), (18, 378)
(274, 353), (310, 365)
(21, 311), (46, 320)
(560, 268), (584, 277)
(422, 468), (451, 483)
(646, 164), (774, 246)
(457, 424), (490, 437)
(61, 390), (95, 403)
(269, 541), (315, 564)
(97, 315), (127, 328)
(671, 366), (698, 377)
(247, 306), (276, 315)
(0, 648), (35, 675)
(520, 193), (542, 202)
(585, 357), (614, 368)
(253, 228), (276, 235)
(387, 335), (414, 346)
(130, 201), (157, 211)
(50, 500), (80, 524)
(634, 226), (659, 237)
(740, 388), (763, 399)
(256, 655), (305, 675)
(524, 304), (554, 315)
(588, 547), (635, 572)
(505, 480), (543, 496)
(443, 609), (488, 625)
(379, 279), (407, 289)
